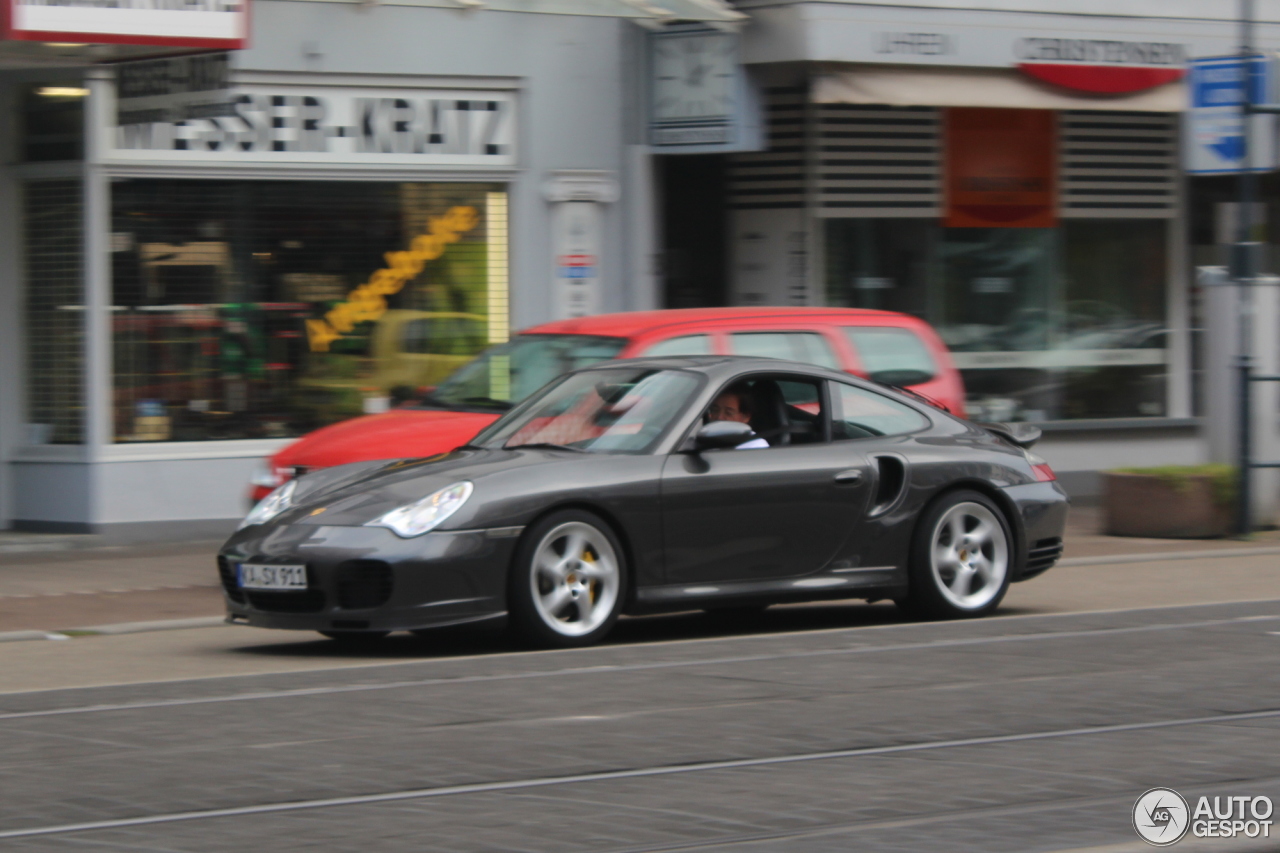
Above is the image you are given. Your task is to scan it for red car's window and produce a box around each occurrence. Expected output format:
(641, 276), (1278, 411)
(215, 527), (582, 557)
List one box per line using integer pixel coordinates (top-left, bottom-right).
(427, 334), (626, 409)
(639, 334), (712, 357)
(728, 331), (840, 369)
(841, 326), (938, 386)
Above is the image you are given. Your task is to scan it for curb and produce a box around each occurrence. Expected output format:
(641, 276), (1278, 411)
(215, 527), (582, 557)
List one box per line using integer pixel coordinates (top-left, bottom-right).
(0, 616), (227, 644)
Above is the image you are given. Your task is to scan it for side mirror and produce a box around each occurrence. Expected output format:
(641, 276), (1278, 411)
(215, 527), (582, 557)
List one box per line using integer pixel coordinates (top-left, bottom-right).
(691, 420), (757, 451)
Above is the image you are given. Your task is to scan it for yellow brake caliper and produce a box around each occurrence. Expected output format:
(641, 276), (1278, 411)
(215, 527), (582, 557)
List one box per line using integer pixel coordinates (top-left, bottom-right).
(582, 548), (597, 602)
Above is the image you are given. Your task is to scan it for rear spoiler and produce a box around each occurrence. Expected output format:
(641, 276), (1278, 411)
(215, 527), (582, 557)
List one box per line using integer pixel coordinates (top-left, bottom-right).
(977, 421), (1042, 449)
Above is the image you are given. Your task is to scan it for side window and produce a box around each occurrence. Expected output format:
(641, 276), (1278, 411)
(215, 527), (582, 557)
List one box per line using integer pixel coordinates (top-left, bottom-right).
(729, 332), (840, 370)
(705, 375), (827, 447)
(829, 381), (929, 440)
(842, 326), (937, 386)
(641, 334), (712, 357)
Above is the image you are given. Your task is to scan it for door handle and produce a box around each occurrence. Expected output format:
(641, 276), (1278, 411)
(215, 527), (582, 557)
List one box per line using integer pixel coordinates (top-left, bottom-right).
(834, 469), (864, 485)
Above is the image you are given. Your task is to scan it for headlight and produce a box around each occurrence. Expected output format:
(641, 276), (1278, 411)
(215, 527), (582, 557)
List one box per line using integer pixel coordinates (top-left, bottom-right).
(238, 479), (299, 530)
(365, 482), (473, 538)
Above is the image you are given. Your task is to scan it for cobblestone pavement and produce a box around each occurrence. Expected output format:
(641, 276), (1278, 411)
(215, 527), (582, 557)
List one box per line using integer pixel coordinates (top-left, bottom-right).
(1, 599), (1278, 852)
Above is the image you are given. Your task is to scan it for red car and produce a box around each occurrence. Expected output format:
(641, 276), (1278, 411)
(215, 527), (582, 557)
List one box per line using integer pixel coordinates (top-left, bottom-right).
(249, 307), (966, 501)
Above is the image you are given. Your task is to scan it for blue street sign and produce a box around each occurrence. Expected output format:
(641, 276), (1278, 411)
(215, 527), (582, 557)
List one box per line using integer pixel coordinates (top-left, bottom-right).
(1187, 55), (1277, 174)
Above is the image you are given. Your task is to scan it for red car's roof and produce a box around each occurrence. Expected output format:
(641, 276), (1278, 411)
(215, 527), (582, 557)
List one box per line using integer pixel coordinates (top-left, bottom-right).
(524, 307), (899, 338)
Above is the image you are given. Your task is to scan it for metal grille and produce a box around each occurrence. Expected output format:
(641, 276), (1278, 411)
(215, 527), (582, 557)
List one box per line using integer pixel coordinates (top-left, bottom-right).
(24, 179), (84, 444)
(1023, 537), (1064, 579)
(727, 87), (806, 210)
(216, 556), (245, 604)
(1059, 111), (1178, 218)
(816, 104), (940, 217)
(336, 560), (394, 610)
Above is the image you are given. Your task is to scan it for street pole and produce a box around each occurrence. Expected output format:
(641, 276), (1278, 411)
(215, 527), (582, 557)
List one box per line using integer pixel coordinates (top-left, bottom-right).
(1236, 0), (1257, 536)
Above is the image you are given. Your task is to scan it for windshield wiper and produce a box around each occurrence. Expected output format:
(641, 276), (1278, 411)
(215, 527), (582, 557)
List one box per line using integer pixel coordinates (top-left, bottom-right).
(506, 442), (587, 453)
(459, 396), (514, 409)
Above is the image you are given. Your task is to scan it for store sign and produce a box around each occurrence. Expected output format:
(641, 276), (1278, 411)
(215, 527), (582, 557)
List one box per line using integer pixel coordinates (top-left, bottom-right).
(1015, 38), (1186, 93)
(1186, 56), (1277, 174)
(116, 53), (232, 126)
(944, 108), (1056, 229)
(3, 0), (246, 48)
(105, 83), (517, 168)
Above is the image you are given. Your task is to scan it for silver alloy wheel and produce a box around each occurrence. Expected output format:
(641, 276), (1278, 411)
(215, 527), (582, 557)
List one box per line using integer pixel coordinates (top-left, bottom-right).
(529, 521), (621, 637)
(929, 501), (1009, 611)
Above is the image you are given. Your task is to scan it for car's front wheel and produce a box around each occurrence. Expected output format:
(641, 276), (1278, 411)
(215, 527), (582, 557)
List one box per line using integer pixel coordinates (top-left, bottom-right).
(899, 490), (1012, 619)
(508, 511), (626, 647)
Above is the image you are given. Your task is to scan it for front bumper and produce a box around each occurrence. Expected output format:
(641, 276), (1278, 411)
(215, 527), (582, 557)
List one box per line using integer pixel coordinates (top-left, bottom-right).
(1001, 480), (1070, 582)
(217, 523), (520, 632)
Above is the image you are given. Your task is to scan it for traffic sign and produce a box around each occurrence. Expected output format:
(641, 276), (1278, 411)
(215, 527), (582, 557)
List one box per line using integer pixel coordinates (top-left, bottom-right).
(1186, 55), (1277, 174)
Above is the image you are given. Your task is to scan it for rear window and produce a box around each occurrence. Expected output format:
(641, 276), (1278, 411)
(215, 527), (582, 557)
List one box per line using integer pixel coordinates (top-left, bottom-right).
(729, 331), (840, 370)
(843, 327), (937, 386)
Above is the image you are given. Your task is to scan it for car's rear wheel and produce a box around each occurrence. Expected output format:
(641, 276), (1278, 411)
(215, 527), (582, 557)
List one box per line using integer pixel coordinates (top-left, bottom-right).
(899, 490), (1011, 619)
(508, 511), (625, 647)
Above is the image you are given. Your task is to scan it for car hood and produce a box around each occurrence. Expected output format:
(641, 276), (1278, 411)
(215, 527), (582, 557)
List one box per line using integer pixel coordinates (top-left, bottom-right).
(269, 446), (575, 528)
(272, 409), (500, 470)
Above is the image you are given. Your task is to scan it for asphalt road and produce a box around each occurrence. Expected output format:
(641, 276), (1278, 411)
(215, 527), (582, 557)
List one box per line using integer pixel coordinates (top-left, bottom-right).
(1, 554), (1279, 852)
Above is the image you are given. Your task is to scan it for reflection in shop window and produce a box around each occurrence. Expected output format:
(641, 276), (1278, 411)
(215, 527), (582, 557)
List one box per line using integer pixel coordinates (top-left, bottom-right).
(110, 180), (508, 441)
(825, 219), (1168, 421)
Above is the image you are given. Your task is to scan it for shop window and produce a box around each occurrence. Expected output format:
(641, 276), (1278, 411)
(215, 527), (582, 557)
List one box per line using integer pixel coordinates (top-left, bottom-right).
(25, 180), (84, 443)
(109, 180), (508, 442)
(824, 218), (1168, 421)
(22, 84), (86, 162)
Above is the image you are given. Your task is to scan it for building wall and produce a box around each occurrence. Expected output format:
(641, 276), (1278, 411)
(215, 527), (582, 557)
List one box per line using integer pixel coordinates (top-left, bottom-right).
(0, 78), (20, 529)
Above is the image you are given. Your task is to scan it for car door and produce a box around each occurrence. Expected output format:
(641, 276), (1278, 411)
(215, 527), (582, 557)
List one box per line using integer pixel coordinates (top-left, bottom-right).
(659, 373), (876, 585)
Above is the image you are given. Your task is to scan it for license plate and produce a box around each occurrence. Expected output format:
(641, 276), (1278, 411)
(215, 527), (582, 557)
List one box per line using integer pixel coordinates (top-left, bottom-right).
(237, 563), (307, 590)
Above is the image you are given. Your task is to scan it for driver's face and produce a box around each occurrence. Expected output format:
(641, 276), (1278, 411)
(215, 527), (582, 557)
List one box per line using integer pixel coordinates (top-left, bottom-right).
(708, 392), (750, 424)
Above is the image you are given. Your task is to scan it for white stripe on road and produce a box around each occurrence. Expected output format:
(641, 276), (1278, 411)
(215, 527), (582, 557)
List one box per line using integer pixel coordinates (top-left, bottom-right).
(2, 705), (1279, 840)
(0, 613), (1274, 722)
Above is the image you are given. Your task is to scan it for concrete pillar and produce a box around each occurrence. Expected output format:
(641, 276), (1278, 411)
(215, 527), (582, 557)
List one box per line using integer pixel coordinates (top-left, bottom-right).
(1202, 269), (1280, 526)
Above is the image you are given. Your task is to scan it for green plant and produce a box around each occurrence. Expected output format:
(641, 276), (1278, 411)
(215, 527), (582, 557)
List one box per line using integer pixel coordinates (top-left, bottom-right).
(1109, 464), (1237, 508)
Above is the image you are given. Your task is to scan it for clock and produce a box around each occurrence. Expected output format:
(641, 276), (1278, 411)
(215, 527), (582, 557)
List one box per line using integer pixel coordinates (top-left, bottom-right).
(651, 28), (738, 123)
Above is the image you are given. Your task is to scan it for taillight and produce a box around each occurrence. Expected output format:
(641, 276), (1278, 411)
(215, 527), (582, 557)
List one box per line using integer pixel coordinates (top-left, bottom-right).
(1024, 450), (1056, 482)
(1032, 463), (1056, 482)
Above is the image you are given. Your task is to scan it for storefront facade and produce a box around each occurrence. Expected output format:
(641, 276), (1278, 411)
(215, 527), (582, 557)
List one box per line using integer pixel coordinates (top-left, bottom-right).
(0, 0), (738, 538)
(719, 0), (1274, 494)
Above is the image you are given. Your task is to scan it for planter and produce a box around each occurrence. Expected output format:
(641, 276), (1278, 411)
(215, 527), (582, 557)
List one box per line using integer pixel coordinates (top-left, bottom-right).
(1101, 467), (1234, 539)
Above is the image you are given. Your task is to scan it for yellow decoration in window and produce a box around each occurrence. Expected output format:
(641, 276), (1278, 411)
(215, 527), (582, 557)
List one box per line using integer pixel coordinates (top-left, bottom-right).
(305, 205), (480, 352)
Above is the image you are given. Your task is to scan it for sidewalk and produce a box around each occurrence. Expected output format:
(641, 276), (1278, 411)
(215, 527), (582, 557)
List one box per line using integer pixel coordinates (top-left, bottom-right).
(0, 508), (1278, 636)
(0, 538), (224, 634)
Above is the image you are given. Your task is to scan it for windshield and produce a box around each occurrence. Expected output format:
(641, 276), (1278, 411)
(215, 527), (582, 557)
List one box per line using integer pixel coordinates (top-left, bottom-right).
(424, 334), (627, 410)
(474, 367), (702, 454)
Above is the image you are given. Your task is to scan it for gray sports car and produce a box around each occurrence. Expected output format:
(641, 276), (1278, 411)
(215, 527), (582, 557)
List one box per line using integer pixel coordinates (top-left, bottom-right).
(218, 356), (1068, 647)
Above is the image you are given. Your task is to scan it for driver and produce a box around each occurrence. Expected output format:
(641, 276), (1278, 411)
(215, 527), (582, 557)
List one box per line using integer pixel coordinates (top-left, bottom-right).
(706, 384), (769, 449)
